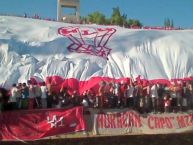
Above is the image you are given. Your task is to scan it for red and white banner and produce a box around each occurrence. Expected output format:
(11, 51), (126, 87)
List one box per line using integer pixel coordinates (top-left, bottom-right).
(93, 109), (193, 135)
(0, 107), (86, 141)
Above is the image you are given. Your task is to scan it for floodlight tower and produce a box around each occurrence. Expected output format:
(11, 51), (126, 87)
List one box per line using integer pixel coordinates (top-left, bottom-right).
(57, 0), (80, 22)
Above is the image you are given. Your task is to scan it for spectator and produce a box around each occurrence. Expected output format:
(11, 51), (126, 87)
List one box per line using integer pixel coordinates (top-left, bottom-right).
(71, 90), (80, 107)
(176, 81), (183, 112)
(157, 84), (165, 112)
(81, 91), (89, 107)
(16, 83), (23, 109)
(182, 82), (190, 111)
(21, 83), (29, 109)
(28, 81), (35, 110)
(107, 82), (117, 108)
(46, 79), (53, 108)
(59, 87), (70, 108)
(0, 90), (2, 112)
(87, 89), (96, 108)
(120, 81), (127, 108)
(169, 82), (177, 112)
(143, 83), (151, 113)
(9, 84), (18, 110)
(98, 81), (106, 110)
(186, 81), (193, 109)
(164, 94), (171, 113)
(150, 83), (158, 113)
(0, 88), (9, 112)
(40, 82), (47, 109)
(126, 81), (135, 108)
(34, 84), (42, 108)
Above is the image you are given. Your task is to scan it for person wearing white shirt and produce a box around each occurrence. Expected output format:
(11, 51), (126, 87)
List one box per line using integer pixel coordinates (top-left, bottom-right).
(40, 82), (47, 109)
(28, 82), (35, 110)
(9, 84), (18, 110)
(150, 84), (158, 112)
(126, 83), (135, 108)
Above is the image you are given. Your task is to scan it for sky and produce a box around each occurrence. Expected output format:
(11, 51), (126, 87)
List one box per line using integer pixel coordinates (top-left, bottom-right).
(0, 0), (193, 28)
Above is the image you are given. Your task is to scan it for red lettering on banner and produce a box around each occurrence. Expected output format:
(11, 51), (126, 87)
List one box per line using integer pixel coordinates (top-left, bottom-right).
(121, 113), (126, 127)
(148, 116), (154, 129)
(104, 115), (110, 128)
(134, 113), (141, 127)
(155, 117), (161, 128)
(159, 117), (165, 128)
(177, 115), (187, 128)
(189, 114), (193, 126)
(97, 114), (104, 128)
(97, 111), (141, 129)
(110, 114), (116, 128)
(117, 113), (122, 128)
(176, 114), (193, 128)
(148, 116), (174, 129)
(166, 117), (173, 128)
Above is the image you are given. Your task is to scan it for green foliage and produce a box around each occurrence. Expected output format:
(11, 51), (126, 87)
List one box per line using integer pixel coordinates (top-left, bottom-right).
(110, 7), (123, 26)
(86, 11), (106, 24)
(127, 19), (142, 28)
(164, 18), (174, 27)
(80, 7), (143, 27)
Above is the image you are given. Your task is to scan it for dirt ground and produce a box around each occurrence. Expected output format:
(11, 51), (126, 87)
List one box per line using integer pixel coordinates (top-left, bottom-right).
(1, 133), (193, 145)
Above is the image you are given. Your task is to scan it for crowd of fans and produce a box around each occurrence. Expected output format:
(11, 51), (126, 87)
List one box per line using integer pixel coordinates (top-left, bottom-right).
(0, 78), (193, 114)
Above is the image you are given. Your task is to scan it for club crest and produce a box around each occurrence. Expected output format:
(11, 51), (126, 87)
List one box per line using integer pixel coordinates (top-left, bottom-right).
(58, 26), (116, 59)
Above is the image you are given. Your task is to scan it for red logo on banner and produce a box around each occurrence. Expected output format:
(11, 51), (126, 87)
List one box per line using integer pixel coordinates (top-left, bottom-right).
(0, 107), (85, 141)
(58, 27), (116, 59)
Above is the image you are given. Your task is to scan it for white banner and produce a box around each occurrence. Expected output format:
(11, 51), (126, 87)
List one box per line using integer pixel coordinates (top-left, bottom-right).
(92, 109), (193, 135)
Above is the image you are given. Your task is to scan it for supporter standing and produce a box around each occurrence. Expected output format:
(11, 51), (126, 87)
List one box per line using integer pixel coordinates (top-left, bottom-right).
(120, 81), (127, 108)
(9, 84), (18, 110)
(169, 82), (177, 112)
(21, 83), (29, 109)
(136, 82), (144, 113)
(40, 82), (47, 109)
(143, 83), (151, 113)
(16, 83), (23, 109)
(150, 83), (158, 113)
(126, 81), (135, 108)
(81, 91), (89, 108)
(34, 84), (42, 108)
(164, 93), (171, 113)
(59, 87), (70, 108)
(98, 81), (106, 110)
(71, 90), (80, 107)
(0, 90), (2, 112)
(176, 81), (183, 112)
(107, 82), (117, 108)
(114, 82), (121, 108)
(186, 81), (193, 109)
(86, 89), (96, 108)
(28, 81), (35, 110)
(157, 84), (165, 112)
(46, 79), (53, 108)
(182, 82), (188, 111)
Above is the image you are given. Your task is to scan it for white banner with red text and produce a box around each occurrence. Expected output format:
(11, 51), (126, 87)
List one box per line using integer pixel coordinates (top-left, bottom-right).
(92, 109), (193, 135)
(0, 107), (86, 141)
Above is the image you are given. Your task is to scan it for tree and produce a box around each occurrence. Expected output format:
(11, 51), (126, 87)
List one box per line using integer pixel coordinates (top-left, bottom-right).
(164, 18), (174, 28)
(110, 7), (123, 26)
(122, 13), (127, 27)
(127, 19), (142, 28)
(86, 11), (106, 24)
(81, 7), (143, 27)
